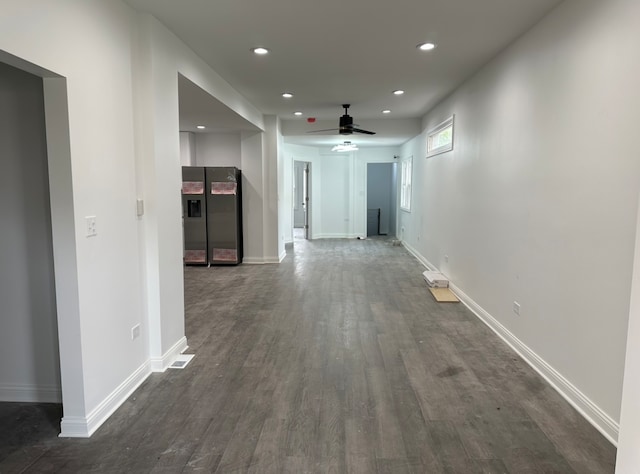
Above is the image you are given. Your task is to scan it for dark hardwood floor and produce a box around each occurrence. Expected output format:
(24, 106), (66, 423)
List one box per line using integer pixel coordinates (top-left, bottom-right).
(0, 238), (616, 473)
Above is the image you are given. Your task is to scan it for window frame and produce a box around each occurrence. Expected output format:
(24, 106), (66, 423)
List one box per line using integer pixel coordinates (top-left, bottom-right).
(400, 156), (413, 212)
(427, 115), (454, 158)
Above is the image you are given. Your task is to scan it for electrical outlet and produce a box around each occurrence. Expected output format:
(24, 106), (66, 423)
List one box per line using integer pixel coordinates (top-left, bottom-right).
(131, 324), (141, 340)
(444, 254), (449, 263)
(86, 216), (97, 237)
(513, 301), (521, 316)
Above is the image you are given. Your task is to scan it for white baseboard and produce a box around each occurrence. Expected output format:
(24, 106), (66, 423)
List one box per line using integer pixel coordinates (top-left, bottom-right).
(402, 241), (619, 445)
(313, 233), (360, 239)
(150, 336), (188, 373)
(243, 256), (283, 264)
(0, 383), (62, 403)
(59, 360), (151, 438)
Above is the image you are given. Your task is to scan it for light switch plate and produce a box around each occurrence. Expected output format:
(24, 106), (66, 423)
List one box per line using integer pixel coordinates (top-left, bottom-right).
(86, 216), (97, 237)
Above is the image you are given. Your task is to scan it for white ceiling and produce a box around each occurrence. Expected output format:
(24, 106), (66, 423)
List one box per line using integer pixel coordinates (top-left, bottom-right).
(129, 0), (564, 148)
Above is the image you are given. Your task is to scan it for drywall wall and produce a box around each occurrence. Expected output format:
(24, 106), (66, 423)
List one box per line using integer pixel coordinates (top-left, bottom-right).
(319, 154), (352, 238)
(0, 0), (272, 436)
(616, 191), (640, 471)
(399, 0), (640, 441)
(293, 161), (306, 228)
(280, 140), (293, 245)
(134, 9), (273, 369)
(0, 61), (61, 403)
(137, 12), (280, 269)
(0, 0), (149, 435)
(179, 132), (195, 166)
(194, 132), (241, 167)
(240, 130), (266, 261)
(263, 115), (284, 262)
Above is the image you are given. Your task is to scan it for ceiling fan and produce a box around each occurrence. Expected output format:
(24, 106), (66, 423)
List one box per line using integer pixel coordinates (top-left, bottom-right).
(307, 104), (376, 135)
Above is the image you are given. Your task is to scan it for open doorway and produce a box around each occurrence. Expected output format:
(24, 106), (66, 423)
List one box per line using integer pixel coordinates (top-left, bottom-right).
(0, 62), (62, 420)
(293, 160), (311, 240)
(366, 162), (397, 238)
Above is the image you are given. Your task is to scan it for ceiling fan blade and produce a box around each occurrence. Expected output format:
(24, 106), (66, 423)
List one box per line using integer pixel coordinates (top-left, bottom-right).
(306, 128), (339, 134)
(351, 127), (376, 135)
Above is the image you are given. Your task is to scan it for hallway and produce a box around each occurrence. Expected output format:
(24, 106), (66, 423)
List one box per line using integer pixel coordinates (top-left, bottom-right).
(0, 239), (616, 472)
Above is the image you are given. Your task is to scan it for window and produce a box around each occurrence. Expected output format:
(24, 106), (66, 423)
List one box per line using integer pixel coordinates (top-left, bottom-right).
(400, 156), (412, 211)
(427, 115), (454, 157)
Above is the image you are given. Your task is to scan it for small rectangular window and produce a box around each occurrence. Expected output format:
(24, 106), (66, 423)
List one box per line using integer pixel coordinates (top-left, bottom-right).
(427, 115), (454, 157)
(400, 156), (412, 212)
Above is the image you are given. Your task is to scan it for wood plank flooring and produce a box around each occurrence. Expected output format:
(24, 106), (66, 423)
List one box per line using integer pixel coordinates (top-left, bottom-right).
(0, 238), (616, 473)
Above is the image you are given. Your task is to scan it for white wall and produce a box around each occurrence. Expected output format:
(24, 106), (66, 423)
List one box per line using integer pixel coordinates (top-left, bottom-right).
(0, 0), (273, 437)
(240, 131), (266, 262)
(281, 148), (294, 244)
(134, 9), (272, 365)
(179, 131), (195, 166)
(617, 191), (640, 471)
(293, 161), (306, 228)
(399, 0), (640, 443)
(0, 61), (61, 403)
(261, 115), (282, 262)
(1, 0), (148, 435)
(194, 132), (241, 167)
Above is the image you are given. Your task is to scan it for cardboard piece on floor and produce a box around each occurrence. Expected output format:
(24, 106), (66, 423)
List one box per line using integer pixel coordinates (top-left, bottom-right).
(429, 287), (460, 303)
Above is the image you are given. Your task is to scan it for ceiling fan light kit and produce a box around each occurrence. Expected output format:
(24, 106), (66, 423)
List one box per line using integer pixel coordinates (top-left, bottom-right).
(332, 141), (359, 152)
(307, 104), (376, 136)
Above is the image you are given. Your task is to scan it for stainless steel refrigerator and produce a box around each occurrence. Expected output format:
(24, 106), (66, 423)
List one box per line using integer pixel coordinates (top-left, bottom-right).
(182, 167), (208, 264)
(182, 166), (243, 265)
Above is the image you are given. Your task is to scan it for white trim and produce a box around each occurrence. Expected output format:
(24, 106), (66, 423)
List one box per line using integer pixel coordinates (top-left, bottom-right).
(150, 336), (188, 373)
(243, 256), (282, 264)
(59, 360), (151, 438)
(312, 233), (361, 239)
(0, 383), (62, 403)
(402, 240), (619, 445)
(400, 156), (413, 212)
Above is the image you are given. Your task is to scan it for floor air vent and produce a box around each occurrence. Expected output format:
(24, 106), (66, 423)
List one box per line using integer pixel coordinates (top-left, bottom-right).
(168, 353), (195, 369)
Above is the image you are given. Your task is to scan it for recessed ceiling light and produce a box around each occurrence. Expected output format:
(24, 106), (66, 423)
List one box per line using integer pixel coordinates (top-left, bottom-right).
(417, 42), (436, 51)
(196, 125), (206, 129)
(252, 47), (269, 55)
(294, 111), (303, 116)
(382, 109), (391, 114)
(393, 90), (405, 95)
(282, 92), (293, 98)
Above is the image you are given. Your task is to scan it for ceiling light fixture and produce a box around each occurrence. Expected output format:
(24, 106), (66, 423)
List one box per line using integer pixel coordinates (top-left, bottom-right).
(252, 47), (269, 55)
(282, 92), (293, 98)
(417, 42), (436, 51)
(393, 90), (405, 96)
(382, 109), (391, 114)
(332, 141), (359, 152)
(294, 111), (303, 116)
(196, 125), (206, 129)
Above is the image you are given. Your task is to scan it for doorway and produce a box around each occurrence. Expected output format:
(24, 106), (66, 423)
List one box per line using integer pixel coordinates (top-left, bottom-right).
(293, 160), (311, 240)
(0, 62), (61, 405)
(366, 162), (397, 237)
